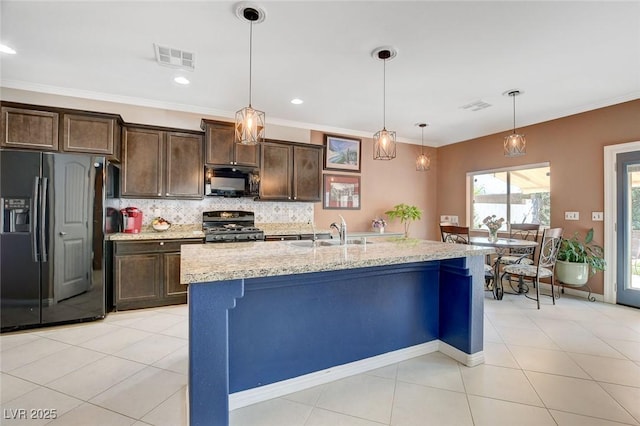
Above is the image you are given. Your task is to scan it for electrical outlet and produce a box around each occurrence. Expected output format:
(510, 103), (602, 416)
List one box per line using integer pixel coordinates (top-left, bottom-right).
(440, 215), (458, 225)
(565, 211), (579, 220)
(592, 211), (604, 221)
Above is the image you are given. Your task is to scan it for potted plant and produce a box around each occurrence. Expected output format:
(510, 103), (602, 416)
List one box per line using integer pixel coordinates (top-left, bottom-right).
(385, 204), (422, 238)
(556, 228), (606, 286)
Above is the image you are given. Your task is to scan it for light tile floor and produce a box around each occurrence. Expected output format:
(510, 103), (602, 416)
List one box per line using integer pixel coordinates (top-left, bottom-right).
(2, 293), (640, 425)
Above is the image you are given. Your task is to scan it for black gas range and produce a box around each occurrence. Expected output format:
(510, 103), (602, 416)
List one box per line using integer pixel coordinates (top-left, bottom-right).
(202, 211), (265, 243)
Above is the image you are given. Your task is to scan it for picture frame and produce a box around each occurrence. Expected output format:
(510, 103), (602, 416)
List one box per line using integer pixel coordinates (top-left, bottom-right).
(323, 174), (361, 210)
(323, 134), (361, 173)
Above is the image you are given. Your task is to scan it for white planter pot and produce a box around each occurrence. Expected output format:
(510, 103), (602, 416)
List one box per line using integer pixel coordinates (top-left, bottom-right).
(555, 260), (589, 286)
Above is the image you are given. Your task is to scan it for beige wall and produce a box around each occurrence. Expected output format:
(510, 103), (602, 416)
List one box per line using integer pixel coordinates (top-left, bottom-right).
(437, 99), (640, 295)
(310, 131), (437, 240)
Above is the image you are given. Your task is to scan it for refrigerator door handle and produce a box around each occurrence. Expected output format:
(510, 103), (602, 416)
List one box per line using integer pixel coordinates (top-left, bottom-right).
(40, 177), (49, 263)
(32, 176), (40, 262)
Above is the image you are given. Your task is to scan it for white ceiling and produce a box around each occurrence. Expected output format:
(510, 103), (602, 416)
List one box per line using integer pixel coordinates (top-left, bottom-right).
(1, 1), (639, 147)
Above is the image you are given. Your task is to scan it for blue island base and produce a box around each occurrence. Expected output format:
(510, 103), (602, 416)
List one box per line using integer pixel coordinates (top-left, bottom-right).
(188, 257), (484, 426)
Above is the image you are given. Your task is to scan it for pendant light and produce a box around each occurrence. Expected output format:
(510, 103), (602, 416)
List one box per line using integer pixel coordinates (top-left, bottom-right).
(503, 90), (526, 157)
(372, 47), (397, 160)
(416, 123), (430, 171)
(235, 5), (266, 145)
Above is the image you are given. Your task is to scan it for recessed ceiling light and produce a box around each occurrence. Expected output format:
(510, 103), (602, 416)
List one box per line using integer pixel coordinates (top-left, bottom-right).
(290, 98), (303, 105)
(0, 44), (17, 54)
(174, 76), (190, 85)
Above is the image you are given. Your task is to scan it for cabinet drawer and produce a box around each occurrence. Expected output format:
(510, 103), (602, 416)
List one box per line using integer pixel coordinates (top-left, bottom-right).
(114, 239), (202, 254)
(265, 235), (300, 241)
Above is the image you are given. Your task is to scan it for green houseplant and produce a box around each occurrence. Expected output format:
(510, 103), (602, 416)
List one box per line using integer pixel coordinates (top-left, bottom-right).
(385, 204), (422, 238)
(556, 228), (606, 285)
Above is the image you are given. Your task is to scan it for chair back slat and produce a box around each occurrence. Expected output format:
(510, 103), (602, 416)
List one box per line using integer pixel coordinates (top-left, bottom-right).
(538, 227), (564, 269)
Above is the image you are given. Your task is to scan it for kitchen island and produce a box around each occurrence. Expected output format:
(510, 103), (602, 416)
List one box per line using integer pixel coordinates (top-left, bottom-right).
(181, 238), (493, 426)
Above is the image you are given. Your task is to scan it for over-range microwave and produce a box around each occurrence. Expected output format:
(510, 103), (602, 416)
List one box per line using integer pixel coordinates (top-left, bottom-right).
(204, 167), (259, 197)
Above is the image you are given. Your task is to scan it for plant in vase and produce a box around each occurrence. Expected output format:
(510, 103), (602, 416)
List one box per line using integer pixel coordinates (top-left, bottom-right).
(556, 227), (605, 286)
(371, 218), (387, 233)
(482, 215), (504, 242)
(385, 204), (422, 238)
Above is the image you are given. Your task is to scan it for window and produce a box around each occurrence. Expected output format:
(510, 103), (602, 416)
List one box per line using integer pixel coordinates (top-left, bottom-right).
(469, 164), (550, 231)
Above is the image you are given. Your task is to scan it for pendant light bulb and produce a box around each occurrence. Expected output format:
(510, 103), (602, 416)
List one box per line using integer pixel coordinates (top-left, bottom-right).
(503, 90), (526, 157)
(235, 6), (266, 146)
(416, 123), (430, 171)
(373, 47), (397, 160)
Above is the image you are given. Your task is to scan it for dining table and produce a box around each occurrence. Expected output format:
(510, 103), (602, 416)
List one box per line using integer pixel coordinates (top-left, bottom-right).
(470, 236), (539, 300)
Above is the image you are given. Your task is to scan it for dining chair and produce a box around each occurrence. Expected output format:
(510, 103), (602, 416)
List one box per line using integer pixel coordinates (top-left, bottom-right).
(440, 225), (470, 244)
(499, 223), (540, 266)
(440, 224), (495, 290)
(500, 227), (563, 309)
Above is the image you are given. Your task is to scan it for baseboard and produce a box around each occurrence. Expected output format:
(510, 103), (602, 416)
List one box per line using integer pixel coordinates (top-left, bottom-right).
(438, 341), (485, 367)
(229, 340), (440, 410)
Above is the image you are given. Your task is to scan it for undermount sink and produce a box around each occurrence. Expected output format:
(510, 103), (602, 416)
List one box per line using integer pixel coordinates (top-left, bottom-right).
(289, 239), (372, 248)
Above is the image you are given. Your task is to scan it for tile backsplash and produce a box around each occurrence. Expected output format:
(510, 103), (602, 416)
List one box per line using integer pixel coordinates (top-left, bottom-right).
(105, 197), (314, 226)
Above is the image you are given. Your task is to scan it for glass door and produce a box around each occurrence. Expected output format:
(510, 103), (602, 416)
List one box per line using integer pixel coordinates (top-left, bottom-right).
(616, 151), (640, 308)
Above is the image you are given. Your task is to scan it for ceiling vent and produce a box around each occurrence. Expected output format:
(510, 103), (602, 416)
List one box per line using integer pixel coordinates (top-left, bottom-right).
(460, 100), (492, 111)
(154, 44), (195, 70)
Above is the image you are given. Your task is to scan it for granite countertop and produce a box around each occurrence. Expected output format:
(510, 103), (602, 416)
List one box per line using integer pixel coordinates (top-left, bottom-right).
(107, 225), (204, 241)
(180, 238), (494, 284)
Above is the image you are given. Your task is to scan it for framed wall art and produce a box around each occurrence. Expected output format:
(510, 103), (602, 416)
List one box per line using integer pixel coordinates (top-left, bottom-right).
(323, 134), (361, 173)
(323, 174), (361, 210)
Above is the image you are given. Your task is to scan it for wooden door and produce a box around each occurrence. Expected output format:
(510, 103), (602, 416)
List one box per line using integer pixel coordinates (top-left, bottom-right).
(260, 142), (292, 200)
(1, 106), (59, 150)
(52, 154), (91, 301)
(62, 113), (116, 155)
(293, 145), (322, 201)
(164, 252), (188, 299)
(166, 132), (203, 199)
(204, 121), (234, 166)
(122, 127), (163, 197)
(115, 254), (161, 306)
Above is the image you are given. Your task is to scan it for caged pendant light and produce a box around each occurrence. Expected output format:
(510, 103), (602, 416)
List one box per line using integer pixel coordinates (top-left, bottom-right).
(372, 47), (397, 160)
(503, 90), (526, 157)
(416, 123), (430, 171)
(235, 4), (266, 145)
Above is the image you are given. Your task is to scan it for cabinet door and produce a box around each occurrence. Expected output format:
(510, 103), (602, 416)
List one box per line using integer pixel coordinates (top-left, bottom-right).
(164, 252), (188, 300)
(1, 106), (59, 150)
(204, 121), (234, 166)
(166, 132), (203, 199)
(293, 145), (322, 201)
(260, 142), (292, 200)
(234, 140), (259, 168)
(204, 121), (259, 167)
(62, 113), (116, 155)
(114, 254), (161, 308)
(122, 127), (164, 197)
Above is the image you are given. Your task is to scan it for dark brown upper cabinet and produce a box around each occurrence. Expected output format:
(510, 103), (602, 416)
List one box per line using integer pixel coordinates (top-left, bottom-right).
(201, 119), (259, 168)
(1, 102), (122, 159)
(62, 113), (118, 156)
(260, 140), (322, 202)
(1, 106), (59, 151)
(122, 125), (203, 199)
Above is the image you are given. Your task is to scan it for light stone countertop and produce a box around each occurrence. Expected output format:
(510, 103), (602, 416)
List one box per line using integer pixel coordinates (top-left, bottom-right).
(180, 238), (494, 284)
(107, 225), (204, 241)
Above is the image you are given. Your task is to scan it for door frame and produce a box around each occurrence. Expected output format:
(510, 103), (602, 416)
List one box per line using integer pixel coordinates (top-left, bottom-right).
(604, 140), (640, 303)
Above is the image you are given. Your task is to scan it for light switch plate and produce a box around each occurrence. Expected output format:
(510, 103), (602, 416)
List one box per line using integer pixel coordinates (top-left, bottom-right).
(592, 211), (604, 221)
(565, 211), (579, 220)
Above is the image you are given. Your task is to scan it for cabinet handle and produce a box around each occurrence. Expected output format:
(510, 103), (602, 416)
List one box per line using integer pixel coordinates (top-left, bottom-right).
(158, 193), (162, 196)
(166, 193), (169, 196)
(159, 242), (164, 246)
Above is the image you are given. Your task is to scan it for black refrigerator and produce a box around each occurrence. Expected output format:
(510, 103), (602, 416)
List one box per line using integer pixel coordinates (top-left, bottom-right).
(1, 149), (107, 332)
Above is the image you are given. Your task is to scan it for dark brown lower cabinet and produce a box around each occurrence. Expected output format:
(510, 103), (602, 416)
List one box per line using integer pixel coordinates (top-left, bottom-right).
(113, 239), (202, 310)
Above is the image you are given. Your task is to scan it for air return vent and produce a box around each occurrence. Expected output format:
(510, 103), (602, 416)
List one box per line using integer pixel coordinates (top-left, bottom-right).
(154, 44), (195, 70)
(460, 100), (492, 111)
